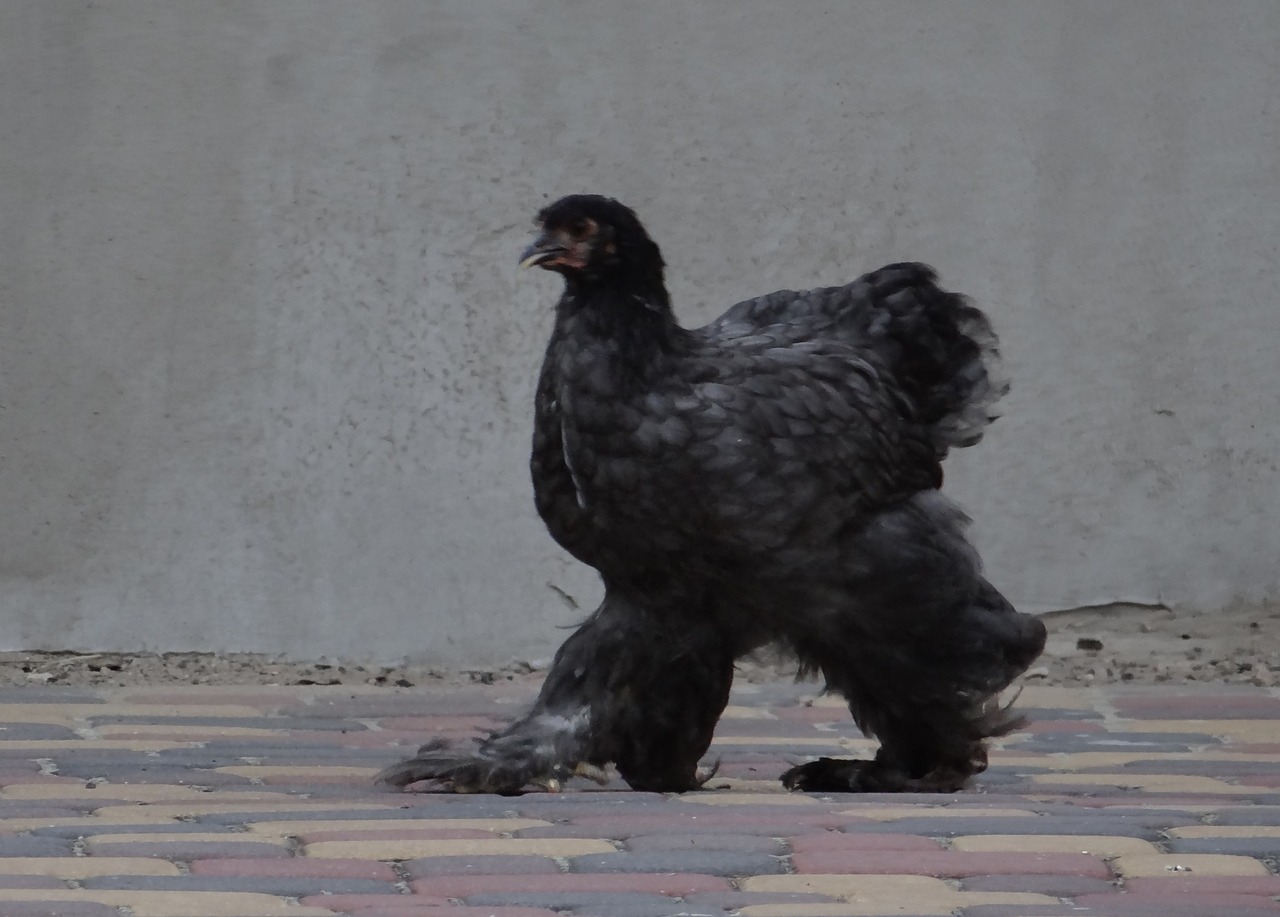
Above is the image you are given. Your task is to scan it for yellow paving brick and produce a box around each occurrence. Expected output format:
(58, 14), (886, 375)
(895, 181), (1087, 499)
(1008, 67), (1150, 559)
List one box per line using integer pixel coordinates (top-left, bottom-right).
(0, 890), (334, 916)
(1167, 825), (1280, 839)
(683, 792), (822, 806)
(0, 857), (181, 878)
(1029, 773), (1259, 794)
(3, 784), (297, 803)
(740, 874), (1055, 915)
(1113, 719), (1280, 742)
(838, 805), (1039, 821)
(951, 834), (1162, 856)
(1113, 853), (1271, 878)
(720, 704), (778, 720)
(247, 817), (552, 836)
(216, 765), (378, 779)
(303, 837), (615, 859)
(86, 832), (291, 847)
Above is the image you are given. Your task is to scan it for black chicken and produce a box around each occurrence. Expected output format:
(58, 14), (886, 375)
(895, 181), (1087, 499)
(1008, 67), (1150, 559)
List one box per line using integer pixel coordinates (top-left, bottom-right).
(380, 195), (1046, 795)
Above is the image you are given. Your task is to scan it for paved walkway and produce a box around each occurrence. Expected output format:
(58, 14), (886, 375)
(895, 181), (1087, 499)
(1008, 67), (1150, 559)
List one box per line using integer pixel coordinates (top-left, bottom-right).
(1, 680), (1278, 917)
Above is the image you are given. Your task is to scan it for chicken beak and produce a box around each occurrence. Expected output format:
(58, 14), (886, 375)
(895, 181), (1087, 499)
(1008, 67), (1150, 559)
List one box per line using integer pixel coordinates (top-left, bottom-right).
(519, 232), (566, 269)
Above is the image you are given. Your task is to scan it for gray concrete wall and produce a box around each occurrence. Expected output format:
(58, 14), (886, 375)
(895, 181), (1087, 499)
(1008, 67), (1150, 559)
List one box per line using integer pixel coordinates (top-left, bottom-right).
(2, 1), (1277, 663)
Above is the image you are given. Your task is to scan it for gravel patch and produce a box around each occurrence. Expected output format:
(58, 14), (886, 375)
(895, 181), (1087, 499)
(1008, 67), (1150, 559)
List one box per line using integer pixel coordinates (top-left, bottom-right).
(3, 604), (1276, 689)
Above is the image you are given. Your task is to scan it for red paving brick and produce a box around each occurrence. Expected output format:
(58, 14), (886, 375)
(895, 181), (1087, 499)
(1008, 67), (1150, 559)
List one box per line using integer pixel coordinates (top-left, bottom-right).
(1123, 875), (1280, 896)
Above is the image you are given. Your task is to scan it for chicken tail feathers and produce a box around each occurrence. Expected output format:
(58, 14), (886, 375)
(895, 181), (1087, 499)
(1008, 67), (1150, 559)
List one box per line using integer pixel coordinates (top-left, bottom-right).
(864, 263), (1010, 455)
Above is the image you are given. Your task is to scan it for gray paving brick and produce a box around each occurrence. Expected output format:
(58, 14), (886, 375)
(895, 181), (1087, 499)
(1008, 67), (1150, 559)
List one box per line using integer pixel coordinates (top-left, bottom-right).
(80, 875), (398, 895)
(1006, 732), (1222, 752)
(1214, 806), (1280, 826)
(46, 767), (257, 786)
(517, 816), (846, 840)
(0, 835), (75, 856)
(401, 854), (561, 878)
(0, 688), (105, 704)
(568, 850), (787, 876)
(0, 723), (81, 740)
(1016, 708), (1105, 721)
(195, 807), (416, 826)
(0, 875), (67, 888)
(0, 804), (100, 819)
(1165, 836), (1280, 857)
(682, 891), (843, 910)
(88, 840), (291, 860)
(154, 746), (381, 762)
(34, 822), (245, 839)
(462, 892), (701, 916)
(837, 815), (1167, 838)
(86, 715), (368, 731)
(514, 792), (692, 815)
(959, 908), (1090, 917)
(624, 833), (784, 853)
(0, 903), (122, 917)
(1114, 759), (1280, 775)
(1024, 803), (1198, 825)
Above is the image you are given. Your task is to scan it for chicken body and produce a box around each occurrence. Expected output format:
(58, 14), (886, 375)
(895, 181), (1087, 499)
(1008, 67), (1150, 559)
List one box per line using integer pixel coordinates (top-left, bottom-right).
(379, 196), (1046, 795)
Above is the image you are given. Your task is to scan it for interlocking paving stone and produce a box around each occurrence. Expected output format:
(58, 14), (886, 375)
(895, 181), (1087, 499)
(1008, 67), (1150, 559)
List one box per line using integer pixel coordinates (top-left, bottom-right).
(0, 836), (75, 857)
(0, 874), (67, 888)
(302, 908), (558, 917)
(86, 835), (293, 860)
(1165, 835), (1280, 856)
(1123, 875), (1280, 896)
(400, 854), (562, 877)
(0, 889), (338, 915)
(567, 849), (789, 875)
(0, 903), (122, 916)
(958, 873), (1118, 896)
(2, 682), (1280, 916)
(835, 814), (1173, 838)
(79, 874), (401, 894)
(624, 831), (785, 852)
(790, 848), (1112, 878)
(1112, 852), (1272, 877)
(412, 871), (732, 897)
(1071, 892), (1280, 915)
(456, 890), (702, 916)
